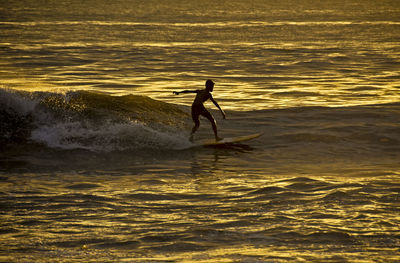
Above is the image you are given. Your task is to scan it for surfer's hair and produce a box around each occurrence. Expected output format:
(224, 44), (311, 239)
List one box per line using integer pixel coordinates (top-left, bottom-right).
(206, 79), (214, 88)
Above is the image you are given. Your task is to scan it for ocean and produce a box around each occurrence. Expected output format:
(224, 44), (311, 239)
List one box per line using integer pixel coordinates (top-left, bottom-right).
(1, 0), (400, 262)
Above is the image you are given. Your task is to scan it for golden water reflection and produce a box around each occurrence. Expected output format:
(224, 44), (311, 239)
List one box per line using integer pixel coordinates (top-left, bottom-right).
(2, 161), (399, 261)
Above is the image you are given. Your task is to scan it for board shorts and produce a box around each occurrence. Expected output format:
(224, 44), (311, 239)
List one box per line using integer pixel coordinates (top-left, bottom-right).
(192, 103), (214, 123)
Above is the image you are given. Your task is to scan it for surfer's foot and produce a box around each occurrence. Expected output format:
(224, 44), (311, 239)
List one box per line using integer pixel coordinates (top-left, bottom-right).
(216, 136), (223, 141)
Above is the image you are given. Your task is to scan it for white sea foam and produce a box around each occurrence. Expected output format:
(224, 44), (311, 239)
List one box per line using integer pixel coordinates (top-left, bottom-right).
(30, 119), (190, 152)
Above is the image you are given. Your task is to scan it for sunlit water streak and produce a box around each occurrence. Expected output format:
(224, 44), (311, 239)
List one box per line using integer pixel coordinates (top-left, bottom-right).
(1, 1), (399, 110)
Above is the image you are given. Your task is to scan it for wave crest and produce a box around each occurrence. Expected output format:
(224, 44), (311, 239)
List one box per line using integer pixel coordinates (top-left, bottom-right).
(1, 88), (191, 151)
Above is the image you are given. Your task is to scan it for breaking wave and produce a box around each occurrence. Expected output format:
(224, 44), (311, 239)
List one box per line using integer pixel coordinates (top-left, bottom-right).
(0, 88), (191, 151)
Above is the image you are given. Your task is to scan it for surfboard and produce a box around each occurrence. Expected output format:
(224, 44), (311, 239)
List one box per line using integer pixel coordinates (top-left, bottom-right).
(191, 132), (263, 148)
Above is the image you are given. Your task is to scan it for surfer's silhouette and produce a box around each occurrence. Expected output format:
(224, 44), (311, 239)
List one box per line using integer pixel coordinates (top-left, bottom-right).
(173, 80), (226, 142)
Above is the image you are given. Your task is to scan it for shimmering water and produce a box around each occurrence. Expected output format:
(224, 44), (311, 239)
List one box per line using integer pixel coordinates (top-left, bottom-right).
(1, 0), (400, 262)
(1, 0), (400, 110)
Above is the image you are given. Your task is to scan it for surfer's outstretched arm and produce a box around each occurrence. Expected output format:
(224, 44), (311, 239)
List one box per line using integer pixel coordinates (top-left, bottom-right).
(210, 97), (226, 119)
(173, 90), (198, 95)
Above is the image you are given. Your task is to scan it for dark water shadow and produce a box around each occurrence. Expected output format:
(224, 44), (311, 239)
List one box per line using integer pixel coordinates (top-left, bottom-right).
(204, 143), (255, 153)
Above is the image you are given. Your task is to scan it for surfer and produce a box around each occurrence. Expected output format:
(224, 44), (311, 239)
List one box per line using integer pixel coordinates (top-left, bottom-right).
(173, 79), (226, 142)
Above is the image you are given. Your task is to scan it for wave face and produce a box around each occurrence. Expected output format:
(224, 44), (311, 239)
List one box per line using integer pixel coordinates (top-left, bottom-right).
(0, 88), (191, 151)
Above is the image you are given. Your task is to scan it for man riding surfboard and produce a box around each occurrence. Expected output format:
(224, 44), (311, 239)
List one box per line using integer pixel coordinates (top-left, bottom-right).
(173, 80), (226, 142)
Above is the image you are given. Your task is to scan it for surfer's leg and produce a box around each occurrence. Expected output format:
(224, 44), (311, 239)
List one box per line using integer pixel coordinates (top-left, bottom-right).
(191, 107), (201, 142)
(190, 120), (199, 141)
(203, 110), (222, 141)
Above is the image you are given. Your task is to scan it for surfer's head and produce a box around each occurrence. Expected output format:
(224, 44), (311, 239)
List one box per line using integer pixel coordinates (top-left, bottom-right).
(205, 79), (214, 92)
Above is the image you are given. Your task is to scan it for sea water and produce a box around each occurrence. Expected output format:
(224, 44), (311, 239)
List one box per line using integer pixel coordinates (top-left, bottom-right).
(1, 1), (400, 262)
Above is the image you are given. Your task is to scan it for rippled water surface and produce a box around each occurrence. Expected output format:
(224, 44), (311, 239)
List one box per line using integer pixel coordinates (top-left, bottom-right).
(1, 0), (400, 262)
(2, 158), (400, 262)
(1, 0), (400, 110)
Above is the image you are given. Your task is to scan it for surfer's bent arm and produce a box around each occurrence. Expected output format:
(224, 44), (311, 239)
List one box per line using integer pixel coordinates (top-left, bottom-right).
(173, 90), (198, 95)
(210, 96), (226, 119)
